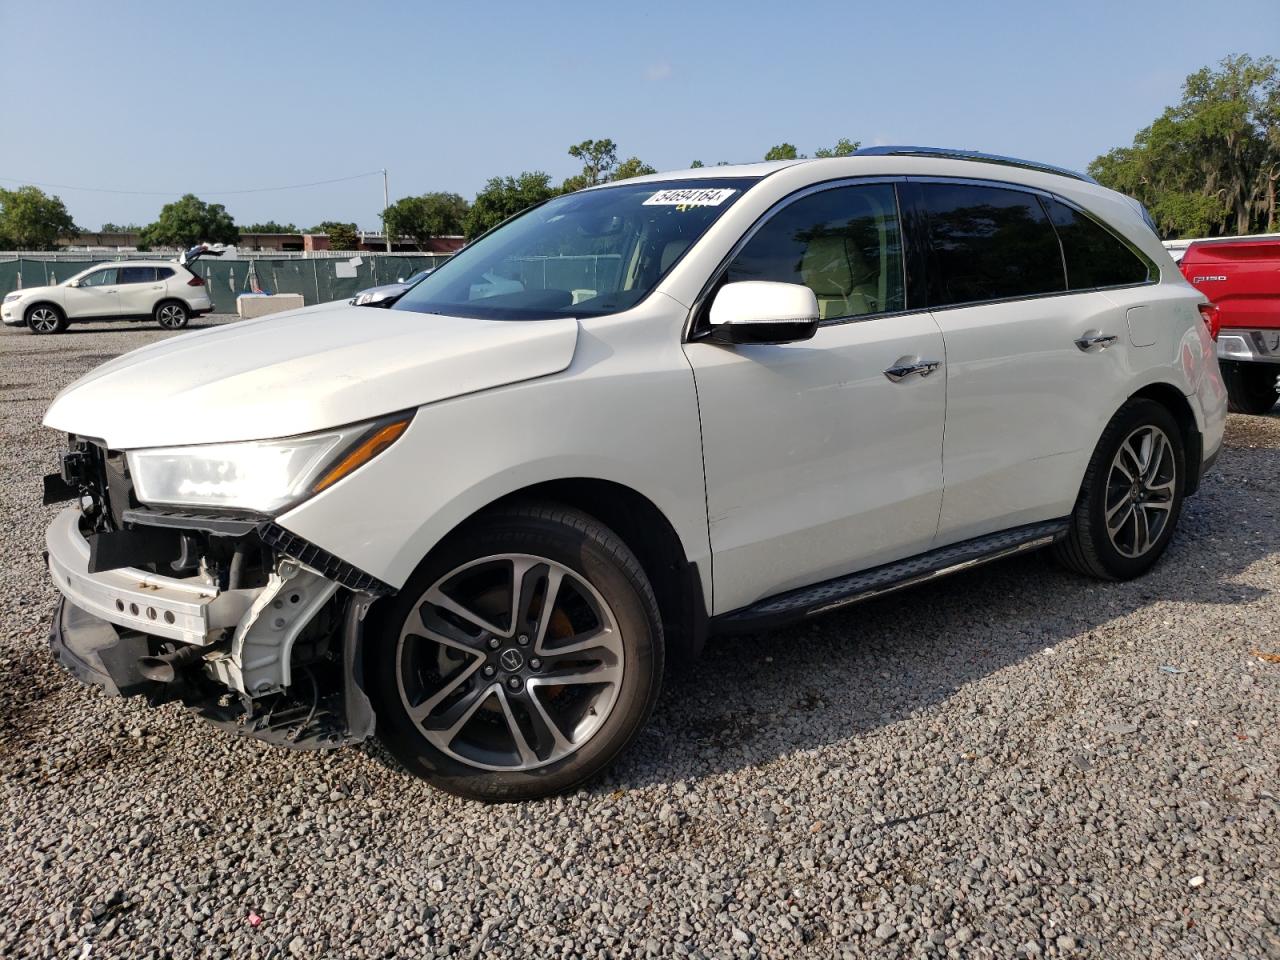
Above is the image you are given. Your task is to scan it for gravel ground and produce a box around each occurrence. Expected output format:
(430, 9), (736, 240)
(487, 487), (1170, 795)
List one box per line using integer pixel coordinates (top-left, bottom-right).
(1, 316), (1277, 960)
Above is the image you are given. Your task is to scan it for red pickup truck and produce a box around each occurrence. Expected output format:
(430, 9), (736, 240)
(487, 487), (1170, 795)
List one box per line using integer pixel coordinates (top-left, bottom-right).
(1180, 237), (1280, 414)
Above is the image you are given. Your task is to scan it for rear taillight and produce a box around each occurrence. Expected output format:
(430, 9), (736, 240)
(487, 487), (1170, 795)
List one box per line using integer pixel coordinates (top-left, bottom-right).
(187, 275), (205, 286)
(1197, 302), (1220, 340)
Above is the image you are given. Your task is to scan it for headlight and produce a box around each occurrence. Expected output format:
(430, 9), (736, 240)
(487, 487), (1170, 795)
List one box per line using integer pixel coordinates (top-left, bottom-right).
(3, 292), (22, 303)
(127, 412), (412, 513)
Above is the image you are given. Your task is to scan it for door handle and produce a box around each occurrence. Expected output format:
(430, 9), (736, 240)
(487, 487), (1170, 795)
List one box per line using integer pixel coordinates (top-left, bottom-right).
(884, 358), (942, 382)
(150, 285), (163, 290)
(1074, 332), (1118, 351)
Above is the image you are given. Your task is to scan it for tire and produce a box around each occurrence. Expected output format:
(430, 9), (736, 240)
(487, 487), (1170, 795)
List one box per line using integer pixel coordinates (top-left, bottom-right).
(368, 502), (665, 801)
(26, 303), (66, 334)
(154, 301), (189, 330)
(1053, 399), (1186, 581)
(1221, 360), (1279, 415)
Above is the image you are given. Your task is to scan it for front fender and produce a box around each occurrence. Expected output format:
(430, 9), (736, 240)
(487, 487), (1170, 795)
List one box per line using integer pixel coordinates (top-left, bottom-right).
(275, 319), (710, 597)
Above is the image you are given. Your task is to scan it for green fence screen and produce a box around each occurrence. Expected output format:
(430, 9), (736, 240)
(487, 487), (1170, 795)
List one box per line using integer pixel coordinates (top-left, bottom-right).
(0, 254), (453, 309)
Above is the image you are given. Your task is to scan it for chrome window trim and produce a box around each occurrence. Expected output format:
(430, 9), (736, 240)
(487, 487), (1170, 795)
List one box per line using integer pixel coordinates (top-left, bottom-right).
(685, 175), (911, 341)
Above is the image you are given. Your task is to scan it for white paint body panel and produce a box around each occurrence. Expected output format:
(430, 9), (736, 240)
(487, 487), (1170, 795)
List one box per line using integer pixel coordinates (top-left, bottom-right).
(930, 292), (1130, 540)
(276, 294), (713, 594)
(44, 303), (581, 448)
(686, 313), (946, 613)
(42, 155), (1227, 618)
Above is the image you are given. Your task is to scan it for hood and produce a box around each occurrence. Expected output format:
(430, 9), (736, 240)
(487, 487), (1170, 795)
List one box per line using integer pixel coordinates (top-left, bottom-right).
(9, 284), (58, 298)
(44, 303), (580, 448)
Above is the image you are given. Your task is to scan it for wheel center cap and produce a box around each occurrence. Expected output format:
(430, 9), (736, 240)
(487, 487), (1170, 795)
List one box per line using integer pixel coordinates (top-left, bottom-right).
(499, 648), (525, 672)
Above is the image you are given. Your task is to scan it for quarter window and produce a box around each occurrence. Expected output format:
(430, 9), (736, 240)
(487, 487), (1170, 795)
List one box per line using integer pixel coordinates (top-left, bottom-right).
(1041, 197), (1153, 288)
(724, 183), (905, 320)
(919, 183), (1064, 307)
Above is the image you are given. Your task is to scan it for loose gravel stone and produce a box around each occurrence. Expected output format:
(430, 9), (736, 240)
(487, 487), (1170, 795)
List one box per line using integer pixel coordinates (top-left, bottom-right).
(1, 317), (1278, 958)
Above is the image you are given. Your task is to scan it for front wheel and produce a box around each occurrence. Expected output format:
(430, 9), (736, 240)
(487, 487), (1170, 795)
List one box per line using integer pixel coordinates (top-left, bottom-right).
(26, 304), (66, 334)
(155, 301), (189, 330)
(1053, 399), (1185, 581)
(369, 503), (664, 800)
(1221, 360), (1279, 415)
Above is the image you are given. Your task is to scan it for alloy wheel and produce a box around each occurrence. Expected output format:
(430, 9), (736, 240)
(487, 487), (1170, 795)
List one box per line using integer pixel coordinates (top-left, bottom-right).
(29, 307), (60, 333)
(1104, 425), (1176, 558)
(396, 554), (625, 772)
(158, 304), (186, 328)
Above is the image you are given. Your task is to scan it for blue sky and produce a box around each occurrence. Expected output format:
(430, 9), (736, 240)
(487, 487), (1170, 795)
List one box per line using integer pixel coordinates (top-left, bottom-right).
(1, 0), (1275, 231)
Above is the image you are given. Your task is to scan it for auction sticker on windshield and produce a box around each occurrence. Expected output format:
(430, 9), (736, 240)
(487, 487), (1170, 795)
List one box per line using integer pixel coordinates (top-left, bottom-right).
(643, 188), (737, 207)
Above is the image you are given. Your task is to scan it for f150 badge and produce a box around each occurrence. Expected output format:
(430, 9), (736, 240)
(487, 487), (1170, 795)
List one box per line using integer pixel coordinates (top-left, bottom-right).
(1193, 275), (1228, 282)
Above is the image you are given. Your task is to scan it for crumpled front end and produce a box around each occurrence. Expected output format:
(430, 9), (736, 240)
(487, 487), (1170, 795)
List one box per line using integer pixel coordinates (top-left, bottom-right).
(43, 437), (390, 750)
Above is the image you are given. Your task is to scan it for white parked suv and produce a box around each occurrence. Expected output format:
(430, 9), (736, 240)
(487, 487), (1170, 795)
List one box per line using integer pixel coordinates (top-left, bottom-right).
(40, 149), (1227, 799)
(3, 259), (213, 333)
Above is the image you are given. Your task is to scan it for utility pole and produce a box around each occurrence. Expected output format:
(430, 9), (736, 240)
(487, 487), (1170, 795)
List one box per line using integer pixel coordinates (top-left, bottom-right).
(382, 169), (391, 253)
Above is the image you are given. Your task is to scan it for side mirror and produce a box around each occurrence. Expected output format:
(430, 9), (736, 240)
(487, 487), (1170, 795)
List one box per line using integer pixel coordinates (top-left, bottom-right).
(708, 281), (819, 345)
(67, 279), (81, 288)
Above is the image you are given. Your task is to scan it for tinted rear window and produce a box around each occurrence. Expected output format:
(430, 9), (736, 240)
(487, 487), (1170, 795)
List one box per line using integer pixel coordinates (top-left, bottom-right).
(156, 267), (175, 280)
(920, 183), (1065, 307)
(118, 266), (157, 283)
(1042, 197), (1151, 288)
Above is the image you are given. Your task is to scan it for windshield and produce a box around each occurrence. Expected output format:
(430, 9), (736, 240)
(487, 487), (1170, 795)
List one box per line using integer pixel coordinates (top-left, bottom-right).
(393, 178), (756, 320)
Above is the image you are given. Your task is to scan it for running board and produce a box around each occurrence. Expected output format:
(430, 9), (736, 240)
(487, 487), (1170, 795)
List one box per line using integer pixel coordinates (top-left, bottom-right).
(711, 520), (1069, 634)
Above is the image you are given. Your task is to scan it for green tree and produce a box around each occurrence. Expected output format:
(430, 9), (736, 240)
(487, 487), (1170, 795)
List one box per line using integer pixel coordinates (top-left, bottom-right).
(612, 157), (657, 181)
(0, 186), (79, 250)
(690, 160), (705, 168)
(764, 143), (801, 161)
(564, 138), (619, 192)
(814, 137), (860, 157)
(383, 192), (469, 249)
(99, 222), (142, 233)
(308, 221), (359, 249)
(465, 172), (557, 238)
(140, 194), (238, 248)
(241, 221), (298, 233)
(1089, 54), (1279, 237)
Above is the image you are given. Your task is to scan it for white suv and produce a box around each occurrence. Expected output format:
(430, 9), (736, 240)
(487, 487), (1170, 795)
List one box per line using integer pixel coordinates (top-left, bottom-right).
(39, 149), (1227, 799)
(3, 260), (213, 333)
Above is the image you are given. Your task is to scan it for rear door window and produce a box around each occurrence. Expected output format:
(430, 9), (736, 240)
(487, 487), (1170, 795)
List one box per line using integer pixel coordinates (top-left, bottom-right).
(918, 183), (1065, 307)
(1041, 197), (1153, 288)
(724, 183), (905, 320)
(118, 266), (157, 284)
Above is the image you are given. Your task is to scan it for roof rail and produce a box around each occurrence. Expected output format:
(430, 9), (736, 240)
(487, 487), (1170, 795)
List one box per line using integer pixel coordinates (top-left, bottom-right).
(851, 145), (1098, 185)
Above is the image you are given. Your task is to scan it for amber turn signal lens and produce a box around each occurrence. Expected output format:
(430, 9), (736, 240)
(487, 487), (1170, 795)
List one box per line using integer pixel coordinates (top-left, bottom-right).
(312, 419), (410, 493)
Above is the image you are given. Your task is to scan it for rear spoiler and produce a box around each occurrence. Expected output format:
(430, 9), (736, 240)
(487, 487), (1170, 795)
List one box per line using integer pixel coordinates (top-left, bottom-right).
(176, 243), (227, 266)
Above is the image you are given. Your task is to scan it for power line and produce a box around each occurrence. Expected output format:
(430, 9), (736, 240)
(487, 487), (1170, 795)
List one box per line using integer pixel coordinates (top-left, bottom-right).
(0, 170), (385, 197)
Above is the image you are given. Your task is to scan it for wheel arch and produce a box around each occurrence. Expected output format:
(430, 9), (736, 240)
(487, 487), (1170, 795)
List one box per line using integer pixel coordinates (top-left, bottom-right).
(1126, 381), (1203, 495)
(24, 300), (64, 321)
(154, 295), (193, 313)
(389, 478), (710, 665)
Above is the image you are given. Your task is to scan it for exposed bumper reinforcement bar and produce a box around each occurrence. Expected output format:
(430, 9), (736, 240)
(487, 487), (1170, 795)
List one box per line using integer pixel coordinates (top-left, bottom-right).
(45, 506), (259, 647)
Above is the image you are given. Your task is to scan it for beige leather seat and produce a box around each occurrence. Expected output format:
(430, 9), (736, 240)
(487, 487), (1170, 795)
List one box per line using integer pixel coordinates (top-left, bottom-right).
(799, 236), (880, 319)
(660, 238), (691, 274)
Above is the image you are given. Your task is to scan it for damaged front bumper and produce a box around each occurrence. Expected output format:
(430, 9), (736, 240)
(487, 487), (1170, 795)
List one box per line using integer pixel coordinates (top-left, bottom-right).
(45, 504), (381, 750)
